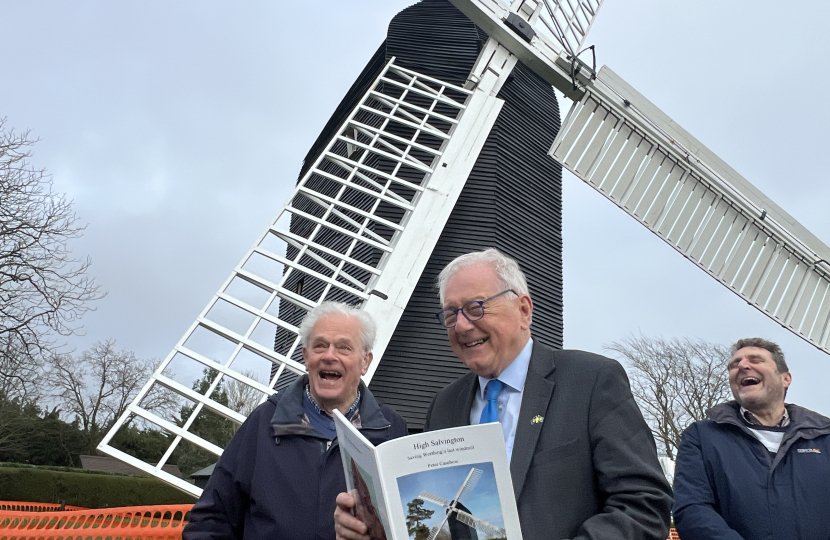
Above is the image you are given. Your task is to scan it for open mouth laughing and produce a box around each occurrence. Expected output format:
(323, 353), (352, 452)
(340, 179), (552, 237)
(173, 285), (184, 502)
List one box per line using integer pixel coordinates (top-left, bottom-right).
(319, 370), (343, 381)
(464, 337), (489, 348)
(740, 377), (760, 387)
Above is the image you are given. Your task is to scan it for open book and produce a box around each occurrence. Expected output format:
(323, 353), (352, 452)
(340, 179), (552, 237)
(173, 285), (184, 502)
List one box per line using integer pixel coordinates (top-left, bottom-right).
(334, 410), (523, 540)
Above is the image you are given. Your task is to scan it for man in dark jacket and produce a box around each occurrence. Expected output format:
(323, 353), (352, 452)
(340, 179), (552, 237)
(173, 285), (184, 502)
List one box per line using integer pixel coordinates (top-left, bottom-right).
(336, 249), (672, 540)
(183, 302), (407, 540)
(674, 337), (830, 540)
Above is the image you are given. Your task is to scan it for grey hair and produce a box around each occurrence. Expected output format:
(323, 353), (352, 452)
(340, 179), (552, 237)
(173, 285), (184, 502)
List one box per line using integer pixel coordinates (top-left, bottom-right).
(731, 337), (789, 373)
(437, 248), (529, 304)
(298, 302), (377, 354)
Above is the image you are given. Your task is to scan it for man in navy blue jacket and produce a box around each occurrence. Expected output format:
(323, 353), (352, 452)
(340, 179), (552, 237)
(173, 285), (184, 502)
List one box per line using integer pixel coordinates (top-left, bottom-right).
(673, 337), (830, 540)
(183, 302), (407, 540)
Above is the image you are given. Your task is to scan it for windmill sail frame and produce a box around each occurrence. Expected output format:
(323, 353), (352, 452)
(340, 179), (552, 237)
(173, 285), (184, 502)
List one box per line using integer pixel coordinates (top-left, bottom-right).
(550, 67), (830, 354)
(98, 52), (509, 496)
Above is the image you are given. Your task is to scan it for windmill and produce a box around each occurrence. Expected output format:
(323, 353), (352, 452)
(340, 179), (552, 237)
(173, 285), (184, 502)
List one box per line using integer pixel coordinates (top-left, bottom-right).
(452, 0), (830, 363)
(419, 467), (506, 540)
(97, 0), (830, 496)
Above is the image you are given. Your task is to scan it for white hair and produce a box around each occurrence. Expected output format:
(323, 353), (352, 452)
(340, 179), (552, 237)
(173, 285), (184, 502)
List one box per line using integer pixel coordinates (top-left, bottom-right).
(437, 248), (530, 304)
(297, 301), (377, 354)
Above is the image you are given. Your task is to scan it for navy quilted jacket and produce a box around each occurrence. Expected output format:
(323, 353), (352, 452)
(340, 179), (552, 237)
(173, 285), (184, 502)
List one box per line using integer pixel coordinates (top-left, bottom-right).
(183, 376), (407, 540)
(674, 401), (830, 540)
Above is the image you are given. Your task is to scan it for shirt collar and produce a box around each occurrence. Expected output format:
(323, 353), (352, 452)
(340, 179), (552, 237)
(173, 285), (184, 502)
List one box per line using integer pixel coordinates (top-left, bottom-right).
(477, 337), (533, 398)
(304, 385), (362, 419)
(740, 404), (790, 427)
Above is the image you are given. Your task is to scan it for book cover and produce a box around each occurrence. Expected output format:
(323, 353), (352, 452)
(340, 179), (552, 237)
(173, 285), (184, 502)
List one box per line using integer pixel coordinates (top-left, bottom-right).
(335, 410), (522, 540)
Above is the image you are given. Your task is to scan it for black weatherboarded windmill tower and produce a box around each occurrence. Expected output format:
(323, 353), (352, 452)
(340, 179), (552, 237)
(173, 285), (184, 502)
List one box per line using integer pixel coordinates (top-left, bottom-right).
(100, 0), (830, 496)
(277, 0), (564, 430)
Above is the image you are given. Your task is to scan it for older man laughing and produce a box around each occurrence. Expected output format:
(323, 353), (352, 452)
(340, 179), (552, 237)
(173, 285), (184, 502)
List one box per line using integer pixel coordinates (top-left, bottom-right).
(184, 302), (407, 540)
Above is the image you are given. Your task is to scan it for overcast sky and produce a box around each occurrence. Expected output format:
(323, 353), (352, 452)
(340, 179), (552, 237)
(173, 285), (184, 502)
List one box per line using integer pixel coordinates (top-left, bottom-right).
(3, 1), (829, 415)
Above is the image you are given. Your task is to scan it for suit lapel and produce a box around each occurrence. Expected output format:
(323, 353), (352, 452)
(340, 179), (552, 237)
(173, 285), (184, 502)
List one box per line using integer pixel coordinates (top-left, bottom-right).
(510, 344), (556, 499)
(456, 374), (478, 426)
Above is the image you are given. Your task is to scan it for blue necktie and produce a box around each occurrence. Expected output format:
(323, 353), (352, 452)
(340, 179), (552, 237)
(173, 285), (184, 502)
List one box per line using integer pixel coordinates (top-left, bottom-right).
(479, 379), (504, 424)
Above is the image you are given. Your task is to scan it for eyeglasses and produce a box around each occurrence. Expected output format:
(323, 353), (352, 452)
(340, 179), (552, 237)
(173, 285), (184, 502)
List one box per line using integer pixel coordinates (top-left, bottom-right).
(435, 289), (516, 328)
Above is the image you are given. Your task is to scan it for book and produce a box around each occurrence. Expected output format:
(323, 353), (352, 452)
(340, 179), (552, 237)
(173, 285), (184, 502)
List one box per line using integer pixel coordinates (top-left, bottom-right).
(334, 410), (523, 540)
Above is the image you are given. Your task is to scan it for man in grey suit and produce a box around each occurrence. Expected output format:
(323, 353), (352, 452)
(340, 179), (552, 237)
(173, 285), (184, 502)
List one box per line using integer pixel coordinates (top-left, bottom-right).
(336, 248), (672, 540)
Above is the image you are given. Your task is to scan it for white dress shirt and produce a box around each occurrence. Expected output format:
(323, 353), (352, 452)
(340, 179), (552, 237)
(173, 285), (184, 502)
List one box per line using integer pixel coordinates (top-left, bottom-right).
(470, 337), (533, 463)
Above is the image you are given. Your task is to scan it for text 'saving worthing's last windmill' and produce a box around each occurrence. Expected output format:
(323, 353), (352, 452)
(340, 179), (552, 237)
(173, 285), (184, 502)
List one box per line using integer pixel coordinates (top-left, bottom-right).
(98, 0), (830, 495)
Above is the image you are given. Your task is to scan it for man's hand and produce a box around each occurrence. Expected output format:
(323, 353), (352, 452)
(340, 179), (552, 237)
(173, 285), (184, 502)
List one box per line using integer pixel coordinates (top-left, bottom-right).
(334, 492), (369, 540)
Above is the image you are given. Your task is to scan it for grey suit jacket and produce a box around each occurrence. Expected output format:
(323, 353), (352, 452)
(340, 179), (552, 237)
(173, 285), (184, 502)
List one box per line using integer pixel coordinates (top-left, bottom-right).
(424, 342), (672, 540)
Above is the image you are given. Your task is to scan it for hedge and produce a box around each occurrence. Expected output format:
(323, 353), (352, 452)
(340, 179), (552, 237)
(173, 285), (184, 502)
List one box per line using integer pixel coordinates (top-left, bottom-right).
(0, 464), (196, 508)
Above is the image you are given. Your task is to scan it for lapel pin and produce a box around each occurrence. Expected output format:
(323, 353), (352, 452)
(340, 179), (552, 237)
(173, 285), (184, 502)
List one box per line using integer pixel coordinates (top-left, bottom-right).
(531, 415), (544, 425)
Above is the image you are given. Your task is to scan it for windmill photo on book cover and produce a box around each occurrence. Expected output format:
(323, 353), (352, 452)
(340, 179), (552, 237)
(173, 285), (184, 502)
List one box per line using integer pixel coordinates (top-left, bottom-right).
(397, 462), (506, 540)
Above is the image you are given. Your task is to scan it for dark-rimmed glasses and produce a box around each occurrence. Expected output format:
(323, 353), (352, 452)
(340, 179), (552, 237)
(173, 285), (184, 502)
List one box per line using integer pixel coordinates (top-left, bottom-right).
(435, 289), (516, 328)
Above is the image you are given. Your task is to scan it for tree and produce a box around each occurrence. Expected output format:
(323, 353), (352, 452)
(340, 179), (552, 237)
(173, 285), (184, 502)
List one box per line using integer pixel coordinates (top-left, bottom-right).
(109, 422), (181, 466)
(0, 338), (43, 403)
(1, 337), (46, 458)
(45, 340), (178, 454)
(605, 334), (732, 460)
(0, 118), (102, 361)
(176, 368), (238, 477)
(0, 397), (87, 467)
(406, 498), (435, 540)
(224, 369), (265, 416)
(21, 405), (87, 466)
(0, 338), (44, 453)
(0, 393), (29, 457)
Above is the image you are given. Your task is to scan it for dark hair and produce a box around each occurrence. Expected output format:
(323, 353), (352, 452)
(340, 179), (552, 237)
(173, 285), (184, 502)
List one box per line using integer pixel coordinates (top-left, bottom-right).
(730, 337), (788, 373)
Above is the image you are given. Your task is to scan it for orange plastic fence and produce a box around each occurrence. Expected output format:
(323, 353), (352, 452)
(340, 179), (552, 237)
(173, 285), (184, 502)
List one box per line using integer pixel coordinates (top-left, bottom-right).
(0, 504), (192, 540)
(0, 502), (680, 540)
(0, 505), (87, 514)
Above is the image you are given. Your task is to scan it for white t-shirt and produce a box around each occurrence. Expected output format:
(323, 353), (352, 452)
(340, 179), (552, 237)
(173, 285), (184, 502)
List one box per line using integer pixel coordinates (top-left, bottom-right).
(747, 428), (785, 453)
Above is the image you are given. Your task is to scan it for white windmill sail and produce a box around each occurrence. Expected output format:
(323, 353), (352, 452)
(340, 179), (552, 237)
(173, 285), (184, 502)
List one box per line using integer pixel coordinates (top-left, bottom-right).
(455, 466), (483, 499)
(454, 509), (507, 538)
(426, 520), (446, 540)
(419, 492), (451, 508)
(452, 0), (830, 356)
(450, 0), (602, 101)
(461, 0), (604, 55)
(422, 467), (504, 540)
(98, 45), (516, 494)
(534, 0), (604, 56)
(550, 68), (830, 353)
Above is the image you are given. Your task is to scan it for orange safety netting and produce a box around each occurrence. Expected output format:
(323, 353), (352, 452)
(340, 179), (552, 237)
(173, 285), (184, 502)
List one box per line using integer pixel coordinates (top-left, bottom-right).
(0, 502), (681, 540)
(0, 505), (87, 514)
(0, 504), (193, 540)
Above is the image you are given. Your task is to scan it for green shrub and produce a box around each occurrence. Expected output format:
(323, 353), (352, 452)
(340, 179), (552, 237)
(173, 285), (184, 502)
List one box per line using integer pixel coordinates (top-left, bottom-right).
(0, 464), (196, 508)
